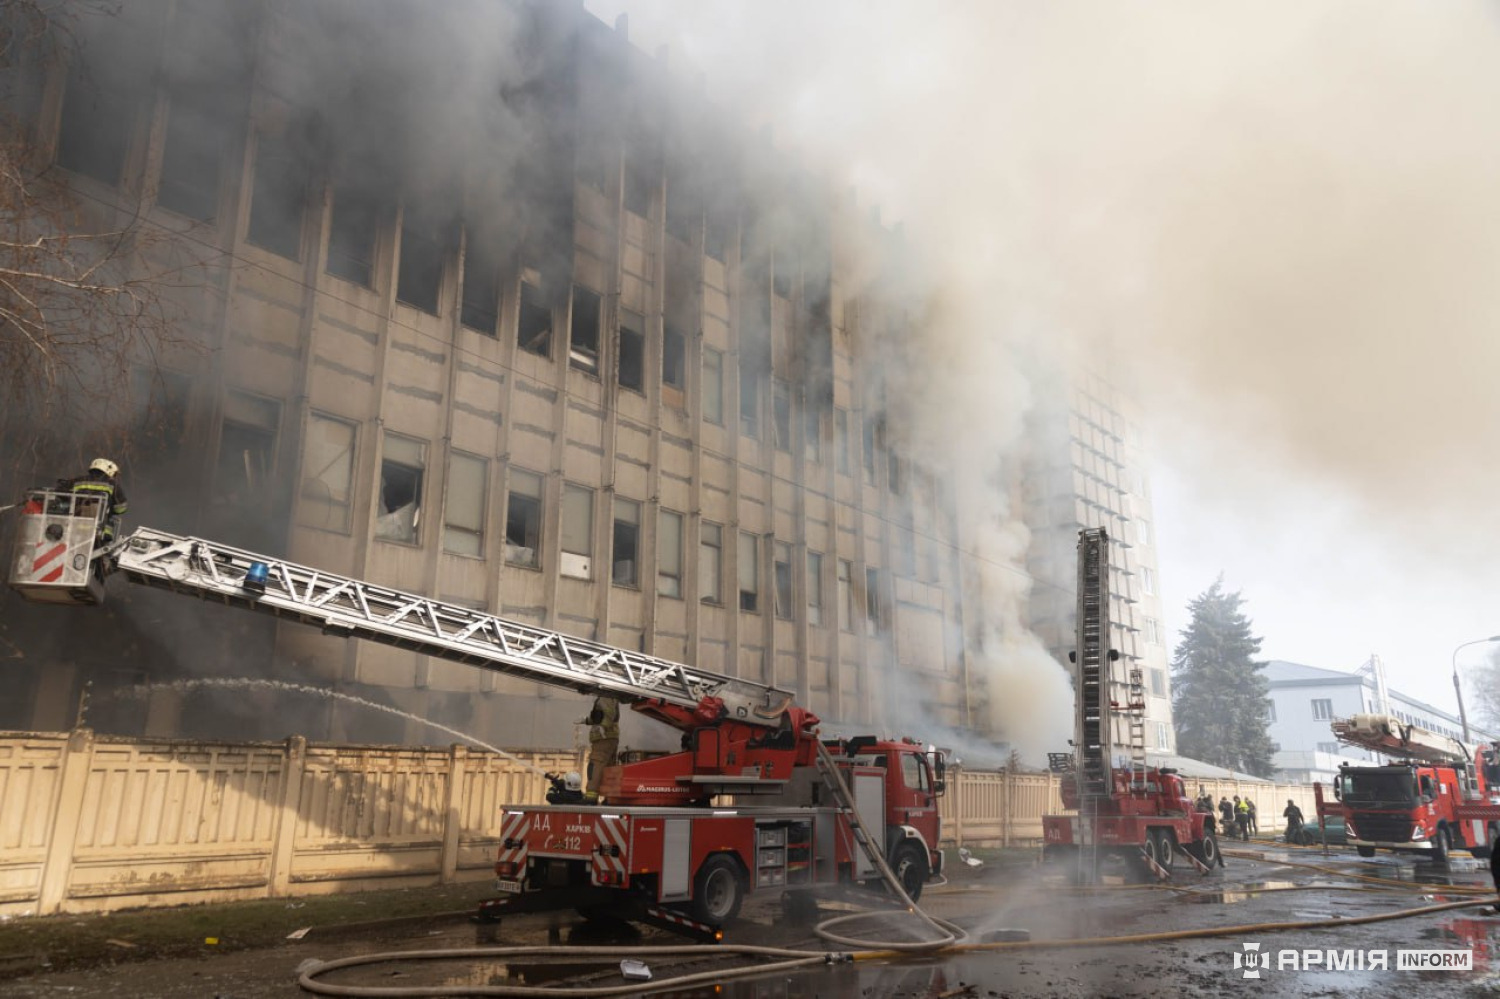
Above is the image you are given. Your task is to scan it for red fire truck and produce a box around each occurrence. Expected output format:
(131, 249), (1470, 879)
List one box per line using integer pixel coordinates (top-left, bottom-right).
(1042, 529), (1221, 877)
(9, 500), (947, 938)
(1316, 713), (1500, 863)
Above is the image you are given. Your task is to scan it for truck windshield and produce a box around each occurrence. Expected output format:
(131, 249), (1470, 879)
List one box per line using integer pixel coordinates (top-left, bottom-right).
(1343, 772), (1415, 807)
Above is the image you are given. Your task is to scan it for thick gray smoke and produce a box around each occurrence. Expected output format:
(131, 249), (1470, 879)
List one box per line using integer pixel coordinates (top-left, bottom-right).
(590, 0), (1500, 712)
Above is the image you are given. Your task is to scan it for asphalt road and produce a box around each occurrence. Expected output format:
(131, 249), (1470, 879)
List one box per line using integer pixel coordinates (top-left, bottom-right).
(3, 844), (1498, 998)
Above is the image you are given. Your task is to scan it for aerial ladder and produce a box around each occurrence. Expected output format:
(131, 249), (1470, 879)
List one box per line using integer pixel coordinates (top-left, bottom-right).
(8, 492), (949, 934)
(1043, 528), (1219, 879)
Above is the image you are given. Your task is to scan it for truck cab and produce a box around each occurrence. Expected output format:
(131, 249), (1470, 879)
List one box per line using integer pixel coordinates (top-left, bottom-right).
(1335, 761), (1469, 860)
(831, 736), (947, 890)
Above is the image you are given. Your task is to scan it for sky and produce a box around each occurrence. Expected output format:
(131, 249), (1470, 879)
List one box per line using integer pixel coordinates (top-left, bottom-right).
(584, 1), (1500, 724)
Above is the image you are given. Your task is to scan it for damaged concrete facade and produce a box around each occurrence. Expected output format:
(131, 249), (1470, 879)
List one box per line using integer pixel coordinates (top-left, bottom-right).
(3, 0), (979, 749)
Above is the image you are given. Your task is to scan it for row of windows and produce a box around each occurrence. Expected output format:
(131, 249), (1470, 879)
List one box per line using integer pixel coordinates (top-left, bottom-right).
(304, 413), (902, 633)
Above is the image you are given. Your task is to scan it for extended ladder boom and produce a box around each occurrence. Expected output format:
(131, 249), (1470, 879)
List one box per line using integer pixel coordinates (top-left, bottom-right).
(1075, 527), (1113, 800)
(111, 527), (795, 726)
(1332, 713), (1469, 765)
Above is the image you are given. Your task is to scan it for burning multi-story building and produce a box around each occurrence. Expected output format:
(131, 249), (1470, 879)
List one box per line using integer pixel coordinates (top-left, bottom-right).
(0, 0), (1173, 757)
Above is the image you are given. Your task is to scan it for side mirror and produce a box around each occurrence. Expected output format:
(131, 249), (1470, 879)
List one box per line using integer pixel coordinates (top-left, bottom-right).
(1332, 780), (1342, 801)
(931, 752), (947, 796)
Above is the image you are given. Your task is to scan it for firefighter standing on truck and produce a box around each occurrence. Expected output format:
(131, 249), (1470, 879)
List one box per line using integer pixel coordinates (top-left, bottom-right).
(582, 695), (619, 797)
(66, 458), (127, 543)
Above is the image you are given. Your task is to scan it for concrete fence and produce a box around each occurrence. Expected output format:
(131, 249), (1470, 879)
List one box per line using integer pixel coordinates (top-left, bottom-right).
(0, 730), (1324, 917)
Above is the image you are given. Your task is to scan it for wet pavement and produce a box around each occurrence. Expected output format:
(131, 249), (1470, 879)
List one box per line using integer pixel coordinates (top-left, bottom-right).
(3, 845), (1499, 998)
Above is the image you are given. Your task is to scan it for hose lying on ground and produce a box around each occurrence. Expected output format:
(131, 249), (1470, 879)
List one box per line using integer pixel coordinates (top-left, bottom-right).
(298, 892), (1500, 996)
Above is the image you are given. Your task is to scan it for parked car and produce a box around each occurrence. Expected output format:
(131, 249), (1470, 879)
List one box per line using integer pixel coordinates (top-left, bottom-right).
(1289, 815), (1347, 846)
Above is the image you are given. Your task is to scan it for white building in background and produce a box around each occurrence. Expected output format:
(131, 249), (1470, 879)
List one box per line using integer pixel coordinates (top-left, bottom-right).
(1266, 659), (1494, 784)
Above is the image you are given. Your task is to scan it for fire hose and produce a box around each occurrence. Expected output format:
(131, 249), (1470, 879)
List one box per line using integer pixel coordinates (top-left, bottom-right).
(297, 844), (1498, 997)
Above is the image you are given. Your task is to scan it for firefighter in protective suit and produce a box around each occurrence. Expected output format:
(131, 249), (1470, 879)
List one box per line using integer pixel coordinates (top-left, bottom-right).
(582, 695), (620, 797)
(67, 458), (128, 545)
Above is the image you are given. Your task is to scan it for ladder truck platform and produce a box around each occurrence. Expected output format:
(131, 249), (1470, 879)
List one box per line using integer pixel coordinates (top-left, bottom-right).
(8, 498), (950, 936)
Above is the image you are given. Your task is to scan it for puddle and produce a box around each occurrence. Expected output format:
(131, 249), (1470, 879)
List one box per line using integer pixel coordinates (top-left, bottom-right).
(1419, 915), (1500, 970)
(1184, 880), (1301, 904)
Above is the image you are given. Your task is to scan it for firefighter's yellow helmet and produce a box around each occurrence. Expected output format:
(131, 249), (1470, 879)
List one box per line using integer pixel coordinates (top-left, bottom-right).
(90, 458), (119, 478)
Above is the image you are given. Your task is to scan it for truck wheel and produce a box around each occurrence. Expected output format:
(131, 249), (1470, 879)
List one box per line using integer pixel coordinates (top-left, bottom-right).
(1140, 832), (1162, 872)
(691, 855), (745, 926)
(1191, 831), (1220, 869)
(1152, 830), (1176, 870)
(1356, 845), (1376, 858)
(891, 843), (929, 902)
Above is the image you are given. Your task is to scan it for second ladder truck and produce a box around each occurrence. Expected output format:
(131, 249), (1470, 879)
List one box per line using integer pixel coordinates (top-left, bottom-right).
(1317, 713), (1500, 863)
(1041, 528), (1221, 878)
(8, 492), (947, 939)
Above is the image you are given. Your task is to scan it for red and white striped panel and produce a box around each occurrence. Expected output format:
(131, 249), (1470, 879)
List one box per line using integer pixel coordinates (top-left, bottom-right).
(643, 903), (714, 936)
(591, 814), (628, 884)
(497, 811), (530, 869)
(31, 541), (68, 584)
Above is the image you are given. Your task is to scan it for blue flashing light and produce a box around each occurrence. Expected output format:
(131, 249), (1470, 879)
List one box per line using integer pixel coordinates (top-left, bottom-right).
(244, 561), (269, 594)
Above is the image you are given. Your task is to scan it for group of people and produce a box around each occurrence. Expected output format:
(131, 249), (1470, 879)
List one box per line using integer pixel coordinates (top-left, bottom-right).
(1192, 790), (1313, 845)
(1193, 791), (1257, 841)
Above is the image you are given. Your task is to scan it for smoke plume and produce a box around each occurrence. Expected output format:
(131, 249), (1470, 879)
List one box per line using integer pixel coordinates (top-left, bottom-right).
(589, 0), (1500, 711)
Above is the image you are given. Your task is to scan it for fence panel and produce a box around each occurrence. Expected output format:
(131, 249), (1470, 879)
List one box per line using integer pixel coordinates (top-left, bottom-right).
(0, 729), (1334, 916)
(0, 734), (68, 907)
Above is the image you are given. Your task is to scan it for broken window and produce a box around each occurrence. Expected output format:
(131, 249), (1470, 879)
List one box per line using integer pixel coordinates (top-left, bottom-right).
(740, 366), (760, 439)
(560, 484), (594, 579)
(246, 134), (306, 260)
(772, 381), (792, 453)
(55, 42), (139, 186)
(461, 232), (500, 335)
(665, 169), (699, 242)
(326, 186), (381, 287)
(157, 99), (228, 221)
(837, 559), (853, 632)
(128, 367), (192, 465)
(662, 324), (686, 393)
(865, 567), (882, 635)
(518, 279), (552, 357)
(504, 469), (543, 568)
(862, 416), (878, 485)
(772, 252), (792, 298)
(397, 205), (445, 314)
(375, 434), (425, 544)
(738, 532), (759, 612)
(658, 509), (683, 598)
(699, 522), (723, 604)
(624, 155), (654, 217)
(157, 4), (249, 222)
(803, 405), (821, 464)
(702, 347), (723, 425)
(888, 451), (904, 495)
(704, 208), (733, 262)
(570, 285), (602, 373)
(773, 541), (794, 619)
(618, 311), (645, 392)
(835, 409), (850, 475)
(443, 452), (487, 557)
(213, 393), (279, 508)
(612, 497), (640, 587)
(806, 551), (823, 627)
(299, 413), (356, 533)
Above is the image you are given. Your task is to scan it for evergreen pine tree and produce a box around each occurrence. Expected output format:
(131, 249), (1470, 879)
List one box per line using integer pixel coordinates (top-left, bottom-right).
(1170, 576), (1277, 777)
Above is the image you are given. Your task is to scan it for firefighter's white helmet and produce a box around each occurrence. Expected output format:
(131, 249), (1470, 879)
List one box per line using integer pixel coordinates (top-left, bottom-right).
(564, 771), (583, 791)
(90, 458), (120, 478)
